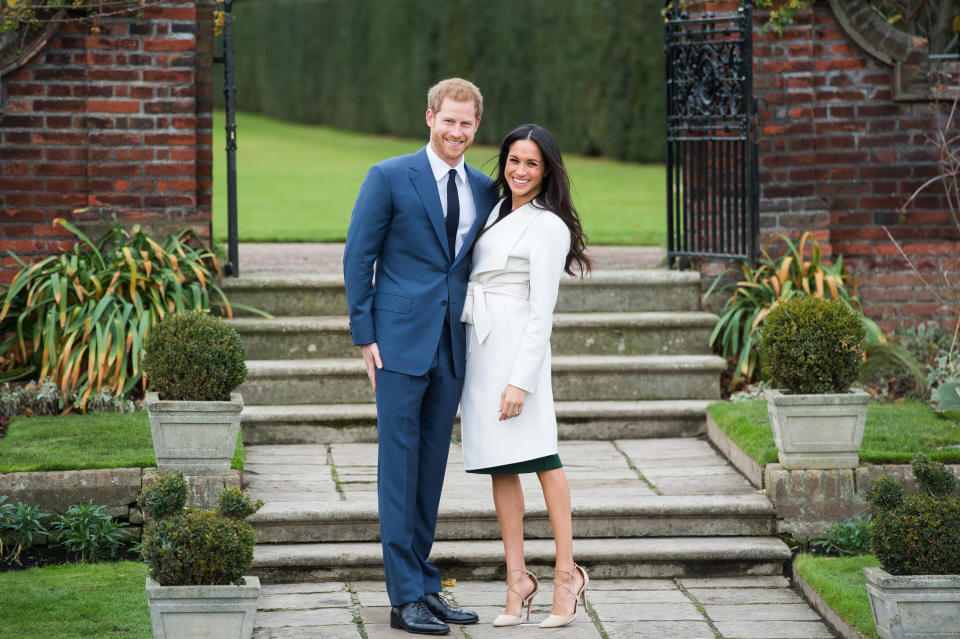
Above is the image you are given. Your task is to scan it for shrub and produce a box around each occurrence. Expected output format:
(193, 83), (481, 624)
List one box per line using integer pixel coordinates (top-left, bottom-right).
(139, 472), (262, 586)
(51, 501), (128, 563)
(812, 515), (873, 556)
(0, 218), (236, 411)
(706, 231), (881, 387)
(136, 471), (187, 520)
(217, 487), (263, 521)
(759, 296), (866, 394)
(0, 500), (49, 564)
(867, 454), (960, 575)
(141, 310), (247, 402)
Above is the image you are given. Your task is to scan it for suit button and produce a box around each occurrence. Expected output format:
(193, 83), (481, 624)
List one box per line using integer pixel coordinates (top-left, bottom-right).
(441, 300), (447, 306)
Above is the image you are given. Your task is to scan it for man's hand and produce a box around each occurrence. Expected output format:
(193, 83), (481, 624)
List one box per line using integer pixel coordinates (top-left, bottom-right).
(361, 342), (383, 390)
(499, 385), (526, 421)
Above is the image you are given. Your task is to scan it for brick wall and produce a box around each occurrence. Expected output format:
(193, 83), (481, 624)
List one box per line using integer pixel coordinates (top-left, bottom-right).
(0, 0), (214, 284)
(694, 0), (959, 331)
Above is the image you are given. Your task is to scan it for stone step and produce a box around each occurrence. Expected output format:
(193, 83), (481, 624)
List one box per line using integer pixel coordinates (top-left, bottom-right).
(221, 270), (703, 317)
(249, 494), (776, 544)
(238, 355), (727, 405)
(251, 536), (792, 583)
(240, 400), (713, 444)
(229, 312), (718, 360)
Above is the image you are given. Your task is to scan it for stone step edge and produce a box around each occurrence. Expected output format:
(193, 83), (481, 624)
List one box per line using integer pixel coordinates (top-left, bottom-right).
(241, 400), (715, 424)
(249, 495), (775, 523)
(252, 536), (792, 568)
(223, 269), (702, 290)
(244, 355), (728, 377)
(227, 311), (720, 332)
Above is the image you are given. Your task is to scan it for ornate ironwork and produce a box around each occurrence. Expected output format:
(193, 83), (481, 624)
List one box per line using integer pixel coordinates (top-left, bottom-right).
(664, 1), (759, 266)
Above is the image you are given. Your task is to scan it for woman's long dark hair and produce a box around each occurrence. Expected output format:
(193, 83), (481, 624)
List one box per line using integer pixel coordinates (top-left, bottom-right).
(493, 124), (592, 277)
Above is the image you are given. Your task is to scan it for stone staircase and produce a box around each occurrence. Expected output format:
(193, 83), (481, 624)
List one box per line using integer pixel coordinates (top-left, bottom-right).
(222, 266), (791, 584)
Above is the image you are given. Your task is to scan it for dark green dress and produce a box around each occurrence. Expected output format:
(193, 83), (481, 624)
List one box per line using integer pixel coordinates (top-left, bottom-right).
(466, 453), (562, 475)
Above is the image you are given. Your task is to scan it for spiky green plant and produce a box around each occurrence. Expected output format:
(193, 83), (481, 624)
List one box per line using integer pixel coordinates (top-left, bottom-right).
(0, 218), (256, 411)
(705, 231), (884, 385)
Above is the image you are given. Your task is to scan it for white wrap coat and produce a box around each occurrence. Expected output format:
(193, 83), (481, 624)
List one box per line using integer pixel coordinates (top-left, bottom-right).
(459, 198), (571, 471)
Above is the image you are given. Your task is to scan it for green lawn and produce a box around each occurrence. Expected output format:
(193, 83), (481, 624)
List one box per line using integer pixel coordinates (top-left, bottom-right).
(0, 411), (244, 473)
(793, 553), (880, 639)
(0, 562), (151, 638)
(212, 111), (666, 246)
(707, 399), (960, 466)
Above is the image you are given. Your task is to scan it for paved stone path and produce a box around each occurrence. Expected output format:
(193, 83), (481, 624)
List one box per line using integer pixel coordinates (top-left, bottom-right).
(246, 439), (837, 637)
(243, 438), (758, 509)
(251, 575), (835, 638)
(237, 243), (664, 275)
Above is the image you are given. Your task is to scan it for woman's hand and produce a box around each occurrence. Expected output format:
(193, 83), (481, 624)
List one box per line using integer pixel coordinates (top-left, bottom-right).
(499, 385), (526, 421)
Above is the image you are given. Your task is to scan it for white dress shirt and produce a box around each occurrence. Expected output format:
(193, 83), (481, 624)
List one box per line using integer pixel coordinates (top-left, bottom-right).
(425, 144), (477, 257)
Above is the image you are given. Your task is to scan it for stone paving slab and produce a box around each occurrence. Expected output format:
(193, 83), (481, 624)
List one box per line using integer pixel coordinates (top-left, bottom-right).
(244, 439), (757, 507)
(250, 577), (838, 639)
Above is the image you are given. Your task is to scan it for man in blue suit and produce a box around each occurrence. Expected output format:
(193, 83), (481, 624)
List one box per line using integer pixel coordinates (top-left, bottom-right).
(343, 78), (499, 635)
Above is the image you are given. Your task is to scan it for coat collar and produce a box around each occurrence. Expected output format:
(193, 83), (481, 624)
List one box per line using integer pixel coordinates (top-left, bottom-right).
(470, 199), (543, 275)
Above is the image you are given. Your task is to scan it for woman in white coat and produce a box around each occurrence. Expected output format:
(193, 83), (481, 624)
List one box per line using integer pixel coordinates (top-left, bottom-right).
(460, 124), (592, 629)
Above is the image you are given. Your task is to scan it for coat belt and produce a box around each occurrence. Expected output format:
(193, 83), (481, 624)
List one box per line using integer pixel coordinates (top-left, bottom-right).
(461, 281), (530, 349)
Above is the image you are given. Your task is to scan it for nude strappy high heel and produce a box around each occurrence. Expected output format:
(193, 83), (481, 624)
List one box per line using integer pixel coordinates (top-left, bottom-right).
(539, 563), (589, 628)
(493, 569), (539, 627)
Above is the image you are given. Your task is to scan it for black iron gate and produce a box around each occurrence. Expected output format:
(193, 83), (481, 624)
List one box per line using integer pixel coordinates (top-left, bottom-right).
(664, 1), (759, 267)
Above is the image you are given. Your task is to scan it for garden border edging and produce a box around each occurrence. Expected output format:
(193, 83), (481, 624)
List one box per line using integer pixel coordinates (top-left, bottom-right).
(792, 565), (869, 639)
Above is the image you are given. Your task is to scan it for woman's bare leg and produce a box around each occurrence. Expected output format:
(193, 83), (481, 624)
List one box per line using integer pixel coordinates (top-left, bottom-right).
(492, 474), (536, 616)
(538, 467), (584, 616)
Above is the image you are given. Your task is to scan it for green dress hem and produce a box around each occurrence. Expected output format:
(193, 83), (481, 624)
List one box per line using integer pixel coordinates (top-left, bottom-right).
(466, 454), (562, 475)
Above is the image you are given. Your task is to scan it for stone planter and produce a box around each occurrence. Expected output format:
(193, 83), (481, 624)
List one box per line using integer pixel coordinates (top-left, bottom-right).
(146, 576), (260, 639)
(146, 391), (243, 476)
(864, 567), (960, 639)
(765, 388), (869, 469)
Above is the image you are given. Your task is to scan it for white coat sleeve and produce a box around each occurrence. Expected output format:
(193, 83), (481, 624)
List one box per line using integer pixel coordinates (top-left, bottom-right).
(507, 216), (571, 393)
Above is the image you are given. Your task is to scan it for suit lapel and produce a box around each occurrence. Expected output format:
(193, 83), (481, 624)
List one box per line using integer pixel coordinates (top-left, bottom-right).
(453, 165), (495, 267)
(409, 149), (451, 261)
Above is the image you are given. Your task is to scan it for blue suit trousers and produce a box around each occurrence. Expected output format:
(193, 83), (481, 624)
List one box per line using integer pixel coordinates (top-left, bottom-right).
(375, 324), (461, 606)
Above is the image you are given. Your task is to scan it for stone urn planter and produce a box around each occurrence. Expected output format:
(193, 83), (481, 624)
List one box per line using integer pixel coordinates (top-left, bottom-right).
(758, 297), (869, 470)
(146, 391), (244, 475)
(141, 310), (248, 477)
(146, 577), (261, 639)
(139, 472), (264, 639)
(765, 388), (869, 469)
(863, 567), (960, 639)
(863, 455), (960, 639)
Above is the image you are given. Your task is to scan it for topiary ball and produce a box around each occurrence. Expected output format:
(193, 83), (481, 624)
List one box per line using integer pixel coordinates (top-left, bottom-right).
(759, 296), (865, 394)
(141, 509), (256, 586)
(137, 471), (188, 519)
(142, 310), (247, 401)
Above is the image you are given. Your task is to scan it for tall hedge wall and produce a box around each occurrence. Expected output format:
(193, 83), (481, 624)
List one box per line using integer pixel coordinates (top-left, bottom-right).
(224, 0), (665, 163)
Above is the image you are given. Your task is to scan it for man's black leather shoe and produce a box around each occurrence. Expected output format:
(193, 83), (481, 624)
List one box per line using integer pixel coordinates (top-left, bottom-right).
(423, 592), (480, 625)
(390, 600), (450, 635)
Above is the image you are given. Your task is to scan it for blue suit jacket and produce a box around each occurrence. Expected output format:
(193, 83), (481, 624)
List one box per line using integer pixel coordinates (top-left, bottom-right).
(343, 147), (499, 378)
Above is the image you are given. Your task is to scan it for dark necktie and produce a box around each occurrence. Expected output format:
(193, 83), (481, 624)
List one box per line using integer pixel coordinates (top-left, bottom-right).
(446, 168), (460, 259)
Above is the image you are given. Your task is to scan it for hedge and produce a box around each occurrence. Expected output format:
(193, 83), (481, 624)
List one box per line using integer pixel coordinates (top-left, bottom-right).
(220, 0), (666, 163)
